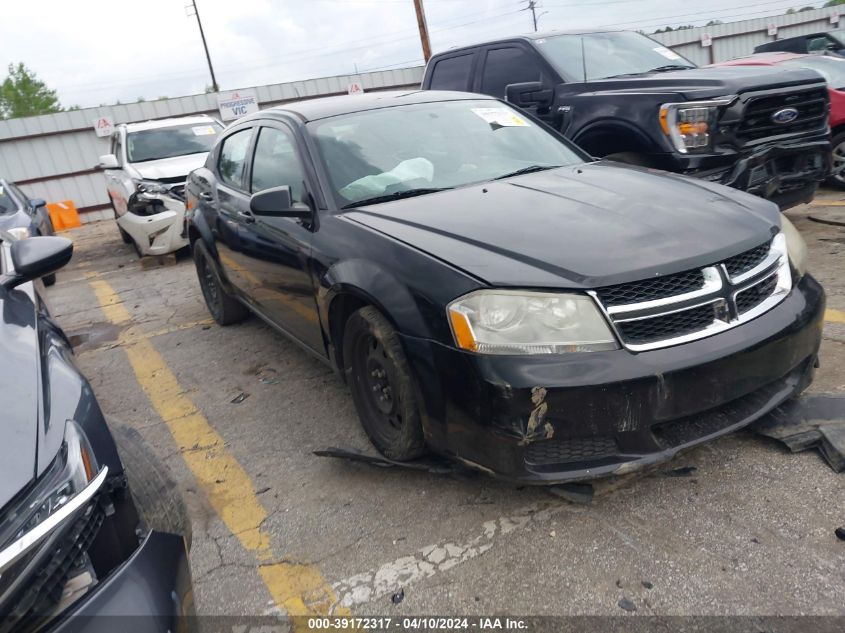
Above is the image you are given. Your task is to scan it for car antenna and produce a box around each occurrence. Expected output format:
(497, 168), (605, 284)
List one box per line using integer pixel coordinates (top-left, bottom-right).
(581, 36), (587, 82)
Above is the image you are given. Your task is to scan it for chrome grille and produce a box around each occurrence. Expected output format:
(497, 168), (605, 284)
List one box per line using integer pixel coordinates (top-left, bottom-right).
(592, 237), (790, 352)
(737, 88), (828, 142)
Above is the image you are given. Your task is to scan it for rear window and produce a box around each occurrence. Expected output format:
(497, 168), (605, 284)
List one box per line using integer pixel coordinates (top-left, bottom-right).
(429, 54), (474, 91)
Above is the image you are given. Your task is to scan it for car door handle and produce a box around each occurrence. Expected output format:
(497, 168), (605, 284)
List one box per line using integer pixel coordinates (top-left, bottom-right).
(238, 210), (256, 223)
(199, 191), (214, 202)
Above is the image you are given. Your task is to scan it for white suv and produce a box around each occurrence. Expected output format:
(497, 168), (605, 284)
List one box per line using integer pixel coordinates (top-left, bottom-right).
(98, 115), (223, 256)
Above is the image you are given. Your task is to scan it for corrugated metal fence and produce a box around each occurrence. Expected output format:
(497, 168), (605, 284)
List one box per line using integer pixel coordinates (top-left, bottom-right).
(1, 6), (843, 222)
(0, 67), (424, 222)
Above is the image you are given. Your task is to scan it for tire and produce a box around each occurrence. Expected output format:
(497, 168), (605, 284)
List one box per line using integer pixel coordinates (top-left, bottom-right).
(42, 273), (56, 287)
(605, 152), (655, 168)
(111, 424), (192, 550)
(826, 131), (845, 190)
(111, 198), (133, 244)
(343, 306), (426, 460)
(193, 240), (248, 325)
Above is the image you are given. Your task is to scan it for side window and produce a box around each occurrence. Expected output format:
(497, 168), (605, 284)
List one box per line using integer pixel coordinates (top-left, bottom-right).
(429, 54), (474, 91)
(808, 36), (830, 53)
(250, 127), (306, 203)
(481, 47), (543, 99)
(218, 128), (253, 190)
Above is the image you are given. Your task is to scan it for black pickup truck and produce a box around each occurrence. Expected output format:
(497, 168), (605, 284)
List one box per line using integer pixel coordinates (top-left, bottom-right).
(421, 29), (832, 210)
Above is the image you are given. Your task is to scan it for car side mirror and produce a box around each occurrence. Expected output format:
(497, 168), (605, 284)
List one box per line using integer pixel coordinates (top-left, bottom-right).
(249, 186), (311, 218)
(27, 198), (47, 211)
(505, 82), (553, 108)
(2, 236), (73, 289)
(98, 154), (119, 169)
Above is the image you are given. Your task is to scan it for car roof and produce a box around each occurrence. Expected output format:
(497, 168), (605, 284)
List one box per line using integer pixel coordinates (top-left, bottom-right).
(121, 114), (218, 133)
(433, 28), (627, 55)
(251, 90), (497, 123)
(714, 52), (809, 66)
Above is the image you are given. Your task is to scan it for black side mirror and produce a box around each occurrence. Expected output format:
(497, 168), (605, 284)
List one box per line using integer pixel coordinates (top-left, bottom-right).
(249, 186), (310, 218)
(2, 236), (73, 289)
(28, 198), (46, 212)
(505, 82), (554, 109)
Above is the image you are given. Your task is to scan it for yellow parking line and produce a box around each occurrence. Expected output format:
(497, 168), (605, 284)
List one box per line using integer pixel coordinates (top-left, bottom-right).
(87, 277), (347, 617)
(826, 309), (845, 324)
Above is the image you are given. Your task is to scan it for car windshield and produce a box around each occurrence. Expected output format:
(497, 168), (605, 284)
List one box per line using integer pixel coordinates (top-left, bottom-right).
(308, 99), (583, 208)
(536, 31), (695, 81)
(127, 122), (222, 163)
(779, 56), (845, 90)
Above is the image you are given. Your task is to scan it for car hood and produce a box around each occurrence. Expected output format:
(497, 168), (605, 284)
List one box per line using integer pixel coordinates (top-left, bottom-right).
(130, 152), (208, 181)
(562, 64), (824, 100)
(0, 288), (41, 511)
(344, 163), (780, 288)
(0, 210), (32, 231)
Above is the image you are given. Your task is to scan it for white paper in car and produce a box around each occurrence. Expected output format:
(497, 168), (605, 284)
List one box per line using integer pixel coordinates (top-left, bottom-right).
(192, 125), (217, 136)
(653, 46), (682, 60)
(471, 107), (530, 127)
(340, 157), (435, 199)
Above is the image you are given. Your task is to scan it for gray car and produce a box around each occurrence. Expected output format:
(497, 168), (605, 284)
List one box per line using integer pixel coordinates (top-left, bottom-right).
(0, 179), (56, 285)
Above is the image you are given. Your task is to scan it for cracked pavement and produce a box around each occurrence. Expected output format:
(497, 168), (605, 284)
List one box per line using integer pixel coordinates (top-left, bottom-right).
(43, 197), (845, 616)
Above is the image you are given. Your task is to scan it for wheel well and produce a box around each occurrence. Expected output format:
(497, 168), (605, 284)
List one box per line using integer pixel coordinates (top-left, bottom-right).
(831, 123), (845, 139)
(328, 293), (369, 373)
(575, 126), (652, 158)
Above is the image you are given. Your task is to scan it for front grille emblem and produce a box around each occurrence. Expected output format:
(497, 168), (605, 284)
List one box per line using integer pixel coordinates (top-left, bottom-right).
(771, 107), (799, 124)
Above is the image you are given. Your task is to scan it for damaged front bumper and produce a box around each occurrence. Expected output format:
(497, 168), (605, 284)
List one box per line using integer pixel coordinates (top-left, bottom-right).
(117, 190), (189, 256)
(403, 274), (825, 484)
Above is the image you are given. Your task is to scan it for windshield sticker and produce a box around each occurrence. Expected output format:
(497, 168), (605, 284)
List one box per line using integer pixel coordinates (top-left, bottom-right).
(654, 46), (682, 60)
(471, 108), (530, 128)
(192, 125), (217, 136)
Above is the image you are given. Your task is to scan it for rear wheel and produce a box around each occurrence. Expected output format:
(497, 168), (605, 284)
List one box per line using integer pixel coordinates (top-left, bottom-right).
(343, 306), (426, 460)
(193, 240), (248, 325)
(112, 424), (192, 550)
(827, 131), (845, 190)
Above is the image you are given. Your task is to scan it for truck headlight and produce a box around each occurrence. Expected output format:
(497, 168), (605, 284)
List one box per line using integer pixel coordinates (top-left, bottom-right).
(659, 97), (736, 153)
(132, 179), (170, 195)
(0, 421), (106, 574)
(780, 216), (808, 279)
(447, 290), (619, 355)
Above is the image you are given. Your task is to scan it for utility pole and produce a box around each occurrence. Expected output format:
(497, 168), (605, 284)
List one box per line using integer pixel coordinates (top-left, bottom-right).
(413, 0), (432, 62)
(521, 0), (546, 32)
(187, 0), (219, 93)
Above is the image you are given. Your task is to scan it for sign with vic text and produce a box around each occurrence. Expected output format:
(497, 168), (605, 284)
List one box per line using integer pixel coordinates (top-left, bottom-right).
(216, 89), (260, 121)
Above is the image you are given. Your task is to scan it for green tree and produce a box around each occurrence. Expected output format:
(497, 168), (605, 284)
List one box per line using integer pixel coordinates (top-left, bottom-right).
(824, 0), (845, 7)
(0, 63), (61, 119)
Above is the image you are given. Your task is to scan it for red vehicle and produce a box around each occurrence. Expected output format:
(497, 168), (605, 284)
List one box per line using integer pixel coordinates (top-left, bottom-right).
(714, 52), (845, 189)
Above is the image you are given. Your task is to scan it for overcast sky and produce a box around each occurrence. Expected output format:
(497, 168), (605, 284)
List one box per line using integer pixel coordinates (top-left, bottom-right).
(0, 0), (834, 107)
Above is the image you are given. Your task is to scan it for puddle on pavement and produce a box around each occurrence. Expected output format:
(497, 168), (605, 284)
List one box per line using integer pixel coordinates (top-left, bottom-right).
(67, 321), (124, 352)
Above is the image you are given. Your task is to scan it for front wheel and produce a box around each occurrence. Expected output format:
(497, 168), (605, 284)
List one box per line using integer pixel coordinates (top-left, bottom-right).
(42, 273), (56, 287)
(827, 131), (845, 190)
(343, 306), (426, 461)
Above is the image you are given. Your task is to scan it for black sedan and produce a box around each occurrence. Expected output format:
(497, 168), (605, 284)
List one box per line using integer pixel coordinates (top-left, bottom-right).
(0, 179), (56, 285)
(0, 234), (193, 630)
(186, 91), (824, 483)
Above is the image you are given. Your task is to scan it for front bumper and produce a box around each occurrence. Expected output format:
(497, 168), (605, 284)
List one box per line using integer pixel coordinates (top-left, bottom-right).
(50, 531), (193, 633)
(662, 138), (831, 210)
(403, 274), (825, 483)
(117, 193), (189, 256)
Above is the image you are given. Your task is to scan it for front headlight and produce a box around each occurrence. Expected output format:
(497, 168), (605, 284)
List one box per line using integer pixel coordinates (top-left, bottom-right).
(447, 290), (619, 355)
(0, 421), (103, 574)
(5, 226), (31, 240)
(780, 216), (808, 279)
(132, 179), (169, 195)
(659, 97), (736, 153)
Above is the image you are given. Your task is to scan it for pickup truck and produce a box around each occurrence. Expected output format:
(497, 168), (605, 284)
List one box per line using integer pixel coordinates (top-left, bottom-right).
(421, 29), (832, 210)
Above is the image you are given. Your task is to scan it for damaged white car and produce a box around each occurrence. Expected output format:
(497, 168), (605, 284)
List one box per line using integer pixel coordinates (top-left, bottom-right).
(99, 115), (222, 256)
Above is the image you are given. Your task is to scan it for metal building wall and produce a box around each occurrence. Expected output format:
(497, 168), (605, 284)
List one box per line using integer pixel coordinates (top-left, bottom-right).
(0, 66), (424, 222)
(651, 7), (841, 64)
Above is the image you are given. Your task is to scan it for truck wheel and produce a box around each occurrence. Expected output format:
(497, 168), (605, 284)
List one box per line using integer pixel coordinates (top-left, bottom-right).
(605, 152), (655, 168)
(193, 240), (248, 325)
(111, 424), (192, 550)
(111, 199), (133, 244)
(42, 273), (56, 287)
(343, 306), (426, 461)
(827, 131), (845, 190)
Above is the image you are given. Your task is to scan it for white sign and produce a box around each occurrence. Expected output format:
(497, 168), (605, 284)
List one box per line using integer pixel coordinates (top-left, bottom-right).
(216, 89), (260, 121)
(347, 82), (365, 96)
(831, 11), (840, 24)
(93, 116), (113, 138)
(767, 23), (778, 36)
(701, 33), (713, 47)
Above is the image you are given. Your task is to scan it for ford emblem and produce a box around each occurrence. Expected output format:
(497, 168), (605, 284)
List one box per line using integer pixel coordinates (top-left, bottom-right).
(771, 107), (799, 124)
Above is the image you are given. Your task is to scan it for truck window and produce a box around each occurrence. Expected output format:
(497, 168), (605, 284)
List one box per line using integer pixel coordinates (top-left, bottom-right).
(429, 54), (474, 91)
(481, 47), (543, 99)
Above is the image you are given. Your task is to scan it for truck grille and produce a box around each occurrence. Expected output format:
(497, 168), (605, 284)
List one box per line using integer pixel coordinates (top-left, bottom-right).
(737, 88), (828, 142)
(592, 237), (790, 351)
